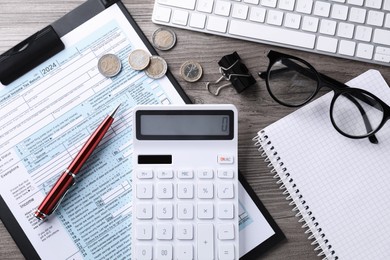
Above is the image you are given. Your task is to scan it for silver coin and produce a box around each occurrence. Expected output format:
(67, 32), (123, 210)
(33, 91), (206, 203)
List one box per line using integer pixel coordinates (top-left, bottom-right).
(98, 54), (121, 78)
(180, 60), (203, 82)
(145, 56), (168, 79)
(128, 49), (151, 70)
(152, 28), (177, 51)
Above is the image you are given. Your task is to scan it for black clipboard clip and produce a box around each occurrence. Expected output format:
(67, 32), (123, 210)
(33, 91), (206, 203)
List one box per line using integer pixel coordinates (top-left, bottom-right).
(0, 25), (64, 85)
(206, 51), (256, 96)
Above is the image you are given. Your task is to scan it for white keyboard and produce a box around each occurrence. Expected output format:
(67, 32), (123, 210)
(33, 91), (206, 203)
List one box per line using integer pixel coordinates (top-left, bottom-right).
(132, 105), (239, 260)
(152, 0), (390, 66)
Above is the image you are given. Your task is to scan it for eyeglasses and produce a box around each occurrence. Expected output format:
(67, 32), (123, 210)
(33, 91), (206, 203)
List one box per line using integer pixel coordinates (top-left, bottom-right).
(258, 50), (390, 144)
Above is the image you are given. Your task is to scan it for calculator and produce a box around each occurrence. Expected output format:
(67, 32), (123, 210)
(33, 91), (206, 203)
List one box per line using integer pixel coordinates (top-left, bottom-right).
(132, 104), (239, 260)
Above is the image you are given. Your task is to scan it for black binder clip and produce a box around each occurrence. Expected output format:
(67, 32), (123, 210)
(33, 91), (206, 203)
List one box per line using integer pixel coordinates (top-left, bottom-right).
(206, 51), (256, 96)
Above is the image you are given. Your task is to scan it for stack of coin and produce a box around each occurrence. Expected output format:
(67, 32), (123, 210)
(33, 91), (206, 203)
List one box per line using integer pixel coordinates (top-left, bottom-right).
(128, 49), (168, 79)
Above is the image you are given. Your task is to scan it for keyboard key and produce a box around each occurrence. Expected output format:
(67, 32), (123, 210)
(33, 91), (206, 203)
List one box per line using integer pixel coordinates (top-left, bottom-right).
(172, 10), (189, 25)
(365, 0), (382, 9)
(137, 169), (153, 179)
(331, 4), (349, 20)
(136, 224), (153, 240)
(385, 0), (390, 10)
(218, 183), (234, 199)
(178, 169), (194, 179)
(136, 245), (153, 260)
(229, 20), (316, 49)
(176, 245), (193, 260)
(218, 203), (234, 219)
(244, 0), (260, 4)
(356, 43), (374, 59)
(177, 183), (194, 198)
(218, 223), (235, 240)
(137, 203), (153, 219)
(189, 13), (207, 29)
(337, 22), (354, 38)
(317, 36), (338, 53)
(178, 203), (194, 219)
(157, 169), (173, 179)
(157, 203), (173, 219)
(232, 3), (249, 19)
(385, 13), (390, 28)
(197, 224), (214, 260)
(313, 1), (331, 17)
(374, 47), (390, 62)
(157, 0), (196, 10)
(156, 244), (172, 260)
(339, 40), (356, 56)
(373, 29), (390, 46)
(219, 244), (235, 260)
(302, 16), (319, 32)
(284, 13), (301, 29)
(319, 19), (337, 35)
(249, 7), (266, 22)
(177, 223), (194, 240)
(198, 183), (214, 198)
(347, 0), (364, 5)
(157, 183), (173, 198)
(197, 0), (214, 13)
(296, 0), (313, 14)
(198, 169), (214, 179)
(218, 169), (234, 178)
(261, 0), (278, 7)
(349, 7), (366, 23)
(278, 0), (295, 11)
(215, 0), (232, 16)
(152, 6), (172, 22)
(137, 183), (153, 199)
(367, 10), (385, 26)
(156, 223), (173, 240)
(355, 26), (372, 42)
(266, 10), (284, 26)
(198, 203), (214, 219)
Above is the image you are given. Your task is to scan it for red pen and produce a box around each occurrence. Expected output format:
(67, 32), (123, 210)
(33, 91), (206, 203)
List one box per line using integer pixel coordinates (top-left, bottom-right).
(34, 104), (121, 220)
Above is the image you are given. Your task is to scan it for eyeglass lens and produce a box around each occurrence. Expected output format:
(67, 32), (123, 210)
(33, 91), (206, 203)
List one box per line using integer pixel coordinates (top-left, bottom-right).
(268, 58), (318, 106)
(332, 90), (384, 137)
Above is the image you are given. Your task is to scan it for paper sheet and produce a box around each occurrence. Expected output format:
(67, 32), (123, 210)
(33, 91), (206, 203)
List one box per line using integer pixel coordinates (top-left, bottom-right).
(0, 4), (275, 259)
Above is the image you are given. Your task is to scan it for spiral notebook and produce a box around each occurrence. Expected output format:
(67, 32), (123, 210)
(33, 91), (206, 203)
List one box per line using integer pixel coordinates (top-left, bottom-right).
(253, 69), (390, 259)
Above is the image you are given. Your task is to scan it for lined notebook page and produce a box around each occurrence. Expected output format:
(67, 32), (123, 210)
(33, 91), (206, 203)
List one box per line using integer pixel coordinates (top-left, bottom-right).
(259, 70), (390, 259)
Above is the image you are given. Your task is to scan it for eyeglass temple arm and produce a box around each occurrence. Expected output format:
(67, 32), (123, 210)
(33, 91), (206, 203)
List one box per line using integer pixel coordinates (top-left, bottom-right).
(259, 59), (378, 144)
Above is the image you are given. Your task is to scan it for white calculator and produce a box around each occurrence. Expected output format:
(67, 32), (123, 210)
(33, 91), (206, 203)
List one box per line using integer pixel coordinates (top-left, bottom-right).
(132, 104), (239, 260)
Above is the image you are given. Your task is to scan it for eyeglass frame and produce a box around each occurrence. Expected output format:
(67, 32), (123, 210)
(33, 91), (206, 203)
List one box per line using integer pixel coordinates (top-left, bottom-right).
(258, 50), (390, 144)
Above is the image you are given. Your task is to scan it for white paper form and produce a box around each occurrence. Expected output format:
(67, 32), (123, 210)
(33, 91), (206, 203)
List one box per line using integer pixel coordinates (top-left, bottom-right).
(0, 4), (184, 260)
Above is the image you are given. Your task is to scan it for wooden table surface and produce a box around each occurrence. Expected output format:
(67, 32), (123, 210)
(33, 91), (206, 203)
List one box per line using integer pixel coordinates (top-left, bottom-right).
(0, 0), (389, 259)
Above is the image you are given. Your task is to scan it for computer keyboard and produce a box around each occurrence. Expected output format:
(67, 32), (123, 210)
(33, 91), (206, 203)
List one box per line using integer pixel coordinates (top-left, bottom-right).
(132, 105), (239, 260)
(152, 0), (390, 66)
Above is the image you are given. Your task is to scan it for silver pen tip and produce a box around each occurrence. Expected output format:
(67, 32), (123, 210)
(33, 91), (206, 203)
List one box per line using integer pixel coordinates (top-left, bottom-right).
(109, 104), (121, 118)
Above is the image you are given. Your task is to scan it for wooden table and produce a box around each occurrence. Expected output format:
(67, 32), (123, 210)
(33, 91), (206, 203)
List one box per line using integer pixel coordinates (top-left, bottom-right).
(0, 0), (389, 259)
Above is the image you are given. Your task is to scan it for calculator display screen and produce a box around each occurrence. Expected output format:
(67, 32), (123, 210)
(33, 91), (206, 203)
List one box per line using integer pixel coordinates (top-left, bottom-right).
(136, 110), (234, 140)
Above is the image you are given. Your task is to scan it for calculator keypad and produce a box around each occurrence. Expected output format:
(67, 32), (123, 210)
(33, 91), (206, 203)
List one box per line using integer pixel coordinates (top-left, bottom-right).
(134, 167), (238, 260)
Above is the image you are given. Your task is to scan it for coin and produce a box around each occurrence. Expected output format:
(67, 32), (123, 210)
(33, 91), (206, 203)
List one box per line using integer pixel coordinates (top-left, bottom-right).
(152, 28), (177, 51)
(97, 54), (121, 78)
(180, 60), (203, 82)
(145, 56), (168, 79)
(128, 49), (151, 70)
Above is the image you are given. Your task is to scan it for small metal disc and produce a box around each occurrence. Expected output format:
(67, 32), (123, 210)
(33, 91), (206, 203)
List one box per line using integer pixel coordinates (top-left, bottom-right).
(128, 49), (151, 70)
(97, 53), (122, 78)
(152, 28), (177, 51)
(180, 60), (203, 82)
(145, 56), (168, 79)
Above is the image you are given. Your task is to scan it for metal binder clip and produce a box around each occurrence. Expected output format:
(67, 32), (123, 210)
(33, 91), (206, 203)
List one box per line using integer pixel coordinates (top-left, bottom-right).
(206, 51), (256, 96)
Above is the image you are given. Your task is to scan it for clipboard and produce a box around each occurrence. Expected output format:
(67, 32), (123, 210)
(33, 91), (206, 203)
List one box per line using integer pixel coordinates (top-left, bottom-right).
(0, 0), (284, 259)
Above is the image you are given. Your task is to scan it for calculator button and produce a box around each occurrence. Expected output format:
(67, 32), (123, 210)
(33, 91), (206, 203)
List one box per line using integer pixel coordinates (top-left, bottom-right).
(136, 244), (153, 260)
(219, 244), (235, 260)
(136, 183), (154, 199)
(217, 169), (234, 179)
(178, 169), (194, 178)
(197, 203), (214, 219)
(198, 169), (214, 179)
(156, 223), (173, 240)
(177, 223), (194, 240)
(156, 244), (173, 260)
(177, 203), (194, 219)
(157, 169), (173, 179)
(177, 183), (194, 199)
(197, 224), (214, 260)
(176, 244), (193, 259)
(198, 183), (214, 199)
(136, 203), (153, 219)
(157, 203), (173, 219)
(218, 203), (234, 219)
(218, 224), (235, 240)
(157, 183), (173, 198)
(136, 224), (153, 240)
(137, 169), (153, 179)
(218, 183), (234, 199)
(217, 155), (234, 164)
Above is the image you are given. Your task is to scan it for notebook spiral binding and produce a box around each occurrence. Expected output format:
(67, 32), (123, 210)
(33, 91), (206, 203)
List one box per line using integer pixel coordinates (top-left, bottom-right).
(253, 130), (338, 260)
